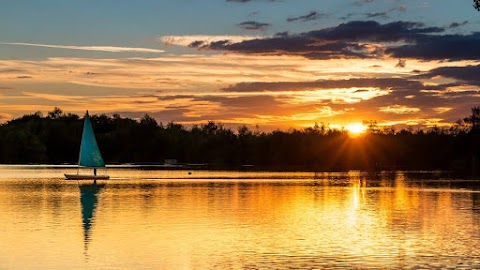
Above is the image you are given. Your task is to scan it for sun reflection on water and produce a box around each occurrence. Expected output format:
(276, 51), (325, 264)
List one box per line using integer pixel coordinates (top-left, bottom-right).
(0, 168), (480, 269)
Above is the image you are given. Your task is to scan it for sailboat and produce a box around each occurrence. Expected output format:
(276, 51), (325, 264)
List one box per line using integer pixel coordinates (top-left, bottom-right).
(65, 111), (109, 180)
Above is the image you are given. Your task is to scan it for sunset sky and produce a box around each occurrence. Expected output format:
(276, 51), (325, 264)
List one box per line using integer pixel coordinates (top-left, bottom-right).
(1, 0), (479, 130)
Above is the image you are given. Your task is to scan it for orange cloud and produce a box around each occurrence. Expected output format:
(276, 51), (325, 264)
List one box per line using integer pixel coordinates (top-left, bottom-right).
(379, 105), (420, 114)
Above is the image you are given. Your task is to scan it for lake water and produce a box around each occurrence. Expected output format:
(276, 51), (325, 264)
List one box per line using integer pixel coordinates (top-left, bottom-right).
(1, 166), (480, 269)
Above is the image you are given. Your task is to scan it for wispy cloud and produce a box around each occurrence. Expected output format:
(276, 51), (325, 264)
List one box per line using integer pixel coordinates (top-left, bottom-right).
(222, 78), (424, 93)
(379, 105), (420, 114)
(434, 107), (452, 114)
(159, 35), (263, 47)
(0, 53), (476, 129)
(287, 11), (329, 22)
(0, 42), (164, 54)
(365, 6), (406, 19)
(21, 91), (85, 102)
(237, 21), (271, 31)
(448, 20), (469, 29)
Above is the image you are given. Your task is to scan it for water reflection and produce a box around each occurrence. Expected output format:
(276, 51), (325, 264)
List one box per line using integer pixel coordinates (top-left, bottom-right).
(79, 183), (105, 254)
(1, 169), (480, 269)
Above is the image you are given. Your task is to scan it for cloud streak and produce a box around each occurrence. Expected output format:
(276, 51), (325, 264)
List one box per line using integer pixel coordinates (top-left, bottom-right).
(420, 64), (480, 86)
(237, 21), (271, 31)
(0, 52), (478, 130)
(287, 11), (329, 22)
(159, 35), (263, 47)
(379, 105), (420, 114)
(222, 78), (424, 92)
(365, 6), (406, 19)
(0, 42), (164, 54)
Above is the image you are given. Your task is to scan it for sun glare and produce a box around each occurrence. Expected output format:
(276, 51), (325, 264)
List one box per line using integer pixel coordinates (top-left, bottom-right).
(345, 123), (367, 136)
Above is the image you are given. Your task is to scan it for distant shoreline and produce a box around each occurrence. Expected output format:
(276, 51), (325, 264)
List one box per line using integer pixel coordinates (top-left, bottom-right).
(0, 163), (457, 173)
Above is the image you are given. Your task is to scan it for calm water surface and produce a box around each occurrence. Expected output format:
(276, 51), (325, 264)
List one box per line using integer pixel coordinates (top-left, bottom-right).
(1, 166), (480, 269)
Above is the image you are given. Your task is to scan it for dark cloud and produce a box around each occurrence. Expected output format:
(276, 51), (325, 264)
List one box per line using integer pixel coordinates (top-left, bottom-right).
(387, 32), (480, 60)
(223, 78), (425, 93)
(17, 76), (32, 79)
(189, 40), (206, 48)
(449, 21), (469, 28)
(188, 20), (480, 61)
(421, 64), (480, 86)
(395, 59), (406, 68)
(305, 21), (443, 42)
(157, 95), (196, 101)
(366, 6), (407, 18)
(237, 21), (271, 31)
(365, 11), (389, 19)
(287, 11), (329, 22)
(0, 69), (26, 73)
(274, 31), (289, 37)
(189, 20), (458, 60)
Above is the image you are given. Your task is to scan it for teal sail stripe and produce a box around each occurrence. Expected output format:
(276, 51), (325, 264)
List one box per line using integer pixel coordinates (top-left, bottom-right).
(78, 111), (105, 167)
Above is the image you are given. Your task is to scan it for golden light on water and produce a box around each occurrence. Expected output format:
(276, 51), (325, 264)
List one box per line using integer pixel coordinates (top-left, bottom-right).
(1, 168), (480, 269)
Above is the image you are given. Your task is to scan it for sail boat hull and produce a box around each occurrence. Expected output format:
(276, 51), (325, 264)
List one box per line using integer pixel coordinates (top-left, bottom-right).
(64, 174), (110, 180)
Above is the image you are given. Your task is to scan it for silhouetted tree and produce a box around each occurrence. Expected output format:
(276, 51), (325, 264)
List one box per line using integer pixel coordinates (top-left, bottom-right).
(475, 0), (480, 11)
(364, 120), (379, 134)
(1, 107), (480, 173)
(464, 106), (480, 130)
(140, 114), (158, 128)
(47, 107), (64, 119)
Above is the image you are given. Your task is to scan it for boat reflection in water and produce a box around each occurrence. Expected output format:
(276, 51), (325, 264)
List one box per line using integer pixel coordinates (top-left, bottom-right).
(2, 167), (480, 269)
(79, 183), (105, 254)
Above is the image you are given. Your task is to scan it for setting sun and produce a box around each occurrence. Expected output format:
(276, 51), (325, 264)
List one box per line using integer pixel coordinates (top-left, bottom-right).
(345, 123), (367, 136)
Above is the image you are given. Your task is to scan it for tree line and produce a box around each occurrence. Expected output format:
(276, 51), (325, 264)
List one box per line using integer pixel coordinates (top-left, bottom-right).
(1, 107), (480, 172)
